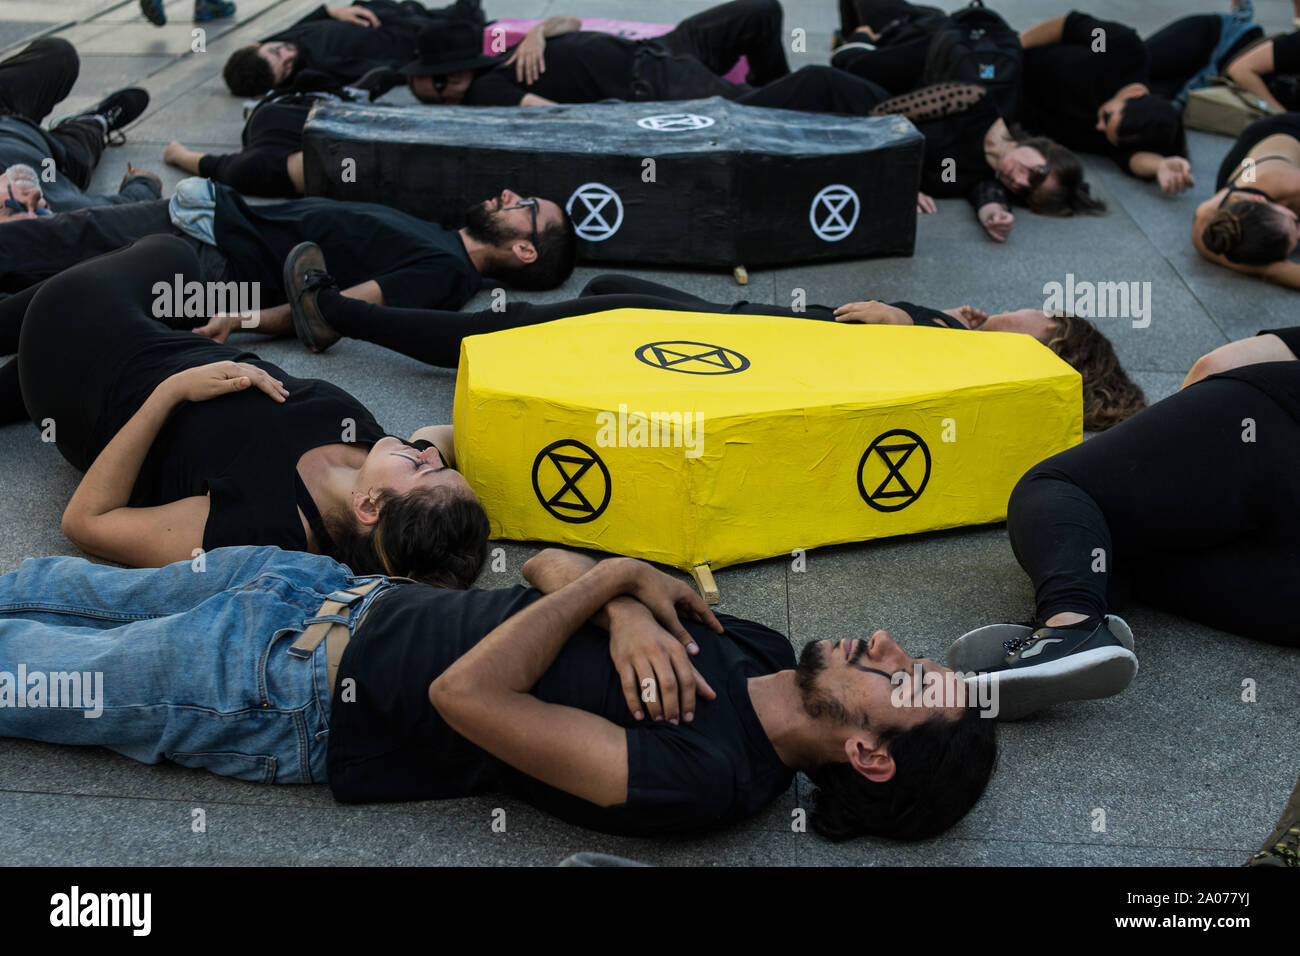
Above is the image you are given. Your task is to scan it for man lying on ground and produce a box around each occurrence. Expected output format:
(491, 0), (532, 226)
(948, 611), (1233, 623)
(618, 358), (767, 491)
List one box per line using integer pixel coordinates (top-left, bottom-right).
(0, 181), (576, 341)
(223, 0), (485, 96)
(0, 38), (159, 217)
(0, 545), (997, 840)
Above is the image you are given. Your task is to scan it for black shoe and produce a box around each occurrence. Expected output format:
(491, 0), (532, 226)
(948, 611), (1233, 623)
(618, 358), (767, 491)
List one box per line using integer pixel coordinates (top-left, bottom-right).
(284, 242), (341, 353)
(140, 0), (166, 26)
(951, 616), (1137, 721)
(83, 88), (150, 144)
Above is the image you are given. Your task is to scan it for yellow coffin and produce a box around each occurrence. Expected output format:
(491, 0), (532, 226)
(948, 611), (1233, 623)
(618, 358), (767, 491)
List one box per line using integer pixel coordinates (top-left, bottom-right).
(453, 310), (1081, 570)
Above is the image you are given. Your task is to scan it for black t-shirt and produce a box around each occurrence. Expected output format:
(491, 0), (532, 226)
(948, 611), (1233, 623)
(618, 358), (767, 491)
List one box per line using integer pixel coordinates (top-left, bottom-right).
(212, 184), (481, 308)
(328, 583), (797, 836)
(1210, 326), (1300, 426)
(91, 333), (392, 551)
(1020, 11), (1147, 166)
(268, 1), (440, 87)
(464, 32), (639, 106)
(917, 94), (1010, 209)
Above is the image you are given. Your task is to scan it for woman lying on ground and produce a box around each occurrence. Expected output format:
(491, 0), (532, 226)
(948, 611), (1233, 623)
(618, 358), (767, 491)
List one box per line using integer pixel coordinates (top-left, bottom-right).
(0, 234), (489, 584)
(865, 82), (1105, 241)
(1193, 114), (1300, 289)
(948, 326), (1300, 720)
(271, 244), (1144, 432)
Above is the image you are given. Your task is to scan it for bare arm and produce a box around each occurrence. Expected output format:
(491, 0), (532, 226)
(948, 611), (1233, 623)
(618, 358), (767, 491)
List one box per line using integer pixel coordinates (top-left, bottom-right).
(1183, 333), (1298, 388)
(62, 362), (289, 566)
(199, 279), (384, 342)
(430, 559), (636, 806)
(506, 15), (582, 85)
(164, 141), (205, 175)
(1018, 14), (1066, 50)
(1128, 152), (1194, 194)
(1226, 42), (1287, 113)
(538, 15), (580, 36)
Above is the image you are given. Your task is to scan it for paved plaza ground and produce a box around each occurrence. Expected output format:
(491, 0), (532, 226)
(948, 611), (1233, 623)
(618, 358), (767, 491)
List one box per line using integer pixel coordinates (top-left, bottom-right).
(0, 0), (1296, 866)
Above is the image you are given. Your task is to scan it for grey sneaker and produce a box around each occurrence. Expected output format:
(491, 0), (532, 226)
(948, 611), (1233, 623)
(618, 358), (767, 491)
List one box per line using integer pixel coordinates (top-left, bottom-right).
(952, 616), (1137, 721)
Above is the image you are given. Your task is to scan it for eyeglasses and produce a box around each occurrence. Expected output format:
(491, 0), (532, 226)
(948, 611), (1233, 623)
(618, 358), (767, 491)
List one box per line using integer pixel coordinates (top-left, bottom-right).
(432, 74), (448, 93)
(502, 197), (539, 249)
(1027, 163), (1049, 190)
(5, 184), (50, 216)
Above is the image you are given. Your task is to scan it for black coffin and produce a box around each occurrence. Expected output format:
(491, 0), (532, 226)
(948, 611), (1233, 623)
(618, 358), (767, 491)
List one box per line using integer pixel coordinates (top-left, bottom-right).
(301, 97), (923, 270)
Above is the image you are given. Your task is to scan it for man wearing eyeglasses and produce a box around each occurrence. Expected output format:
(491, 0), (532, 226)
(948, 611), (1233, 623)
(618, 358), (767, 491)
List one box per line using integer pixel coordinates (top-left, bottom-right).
(0, 180), (575, 351)
(0, 544), (996, 841)
(0, 38), (160, 219)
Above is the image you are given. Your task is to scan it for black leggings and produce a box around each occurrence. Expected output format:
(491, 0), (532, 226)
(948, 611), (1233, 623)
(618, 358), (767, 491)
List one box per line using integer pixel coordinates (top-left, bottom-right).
(832, 0), (937, 94)
(1144, 14), (1263, 101)
(735, 64), (889, 114)
(316, 274), (838, 368)
(1007, 375), (1300, 646)
(660, 0), (790, 86)
(13, 235), (222, 470)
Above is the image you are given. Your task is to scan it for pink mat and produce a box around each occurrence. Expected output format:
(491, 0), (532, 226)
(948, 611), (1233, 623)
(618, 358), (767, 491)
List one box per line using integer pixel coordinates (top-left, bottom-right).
(482, 18), (750, 83)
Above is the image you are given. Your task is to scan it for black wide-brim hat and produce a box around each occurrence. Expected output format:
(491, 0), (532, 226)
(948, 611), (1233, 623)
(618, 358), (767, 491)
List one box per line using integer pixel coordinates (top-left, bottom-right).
(400, 21), (505, 77)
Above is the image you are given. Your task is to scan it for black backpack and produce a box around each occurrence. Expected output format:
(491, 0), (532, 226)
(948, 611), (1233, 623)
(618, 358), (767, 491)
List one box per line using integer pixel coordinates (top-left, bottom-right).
(921, 1), (1023, 118)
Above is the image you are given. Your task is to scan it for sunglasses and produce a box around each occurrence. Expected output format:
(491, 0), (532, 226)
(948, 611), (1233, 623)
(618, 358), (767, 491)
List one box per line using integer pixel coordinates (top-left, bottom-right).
(502, 197), (539, 249)
(5, 184), (50, 216)
(1027, 163), (1049, 190)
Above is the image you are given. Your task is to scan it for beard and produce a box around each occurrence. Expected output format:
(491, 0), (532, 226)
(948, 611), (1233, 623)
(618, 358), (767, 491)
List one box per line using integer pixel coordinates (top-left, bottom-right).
(462, 199), (516, 246)
(795, 640), (851, 724)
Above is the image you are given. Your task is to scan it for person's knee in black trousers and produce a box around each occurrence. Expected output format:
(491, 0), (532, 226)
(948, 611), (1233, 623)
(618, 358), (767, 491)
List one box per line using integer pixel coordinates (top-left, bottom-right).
(738, 64), (888, 114)
(660, 0), (790, 86)
(0, 37), (79, 123)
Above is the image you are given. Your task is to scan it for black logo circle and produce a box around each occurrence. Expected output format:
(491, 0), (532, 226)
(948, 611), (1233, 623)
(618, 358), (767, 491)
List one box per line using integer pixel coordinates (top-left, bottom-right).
(857, 430), (931, 512)
(634, 341), (750, 375)
(532, 439), (612, 523)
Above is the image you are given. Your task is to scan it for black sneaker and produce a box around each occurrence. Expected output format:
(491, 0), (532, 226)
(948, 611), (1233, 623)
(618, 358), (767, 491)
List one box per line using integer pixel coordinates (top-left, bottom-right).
(951, 616), (1137, 721)
(284, 242), (341, 353)
(1245, 775), (1300, 867)
(83, 88), (150, 144)
(140, 0), (166, 26)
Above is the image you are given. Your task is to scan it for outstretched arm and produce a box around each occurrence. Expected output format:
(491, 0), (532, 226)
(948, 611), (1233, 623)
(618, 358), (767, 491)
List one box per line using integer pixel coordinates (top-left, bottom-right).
(1128, 152), (1194, 194)
(1018, 14), (1066, 50)
(195, 279), (384, 342)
